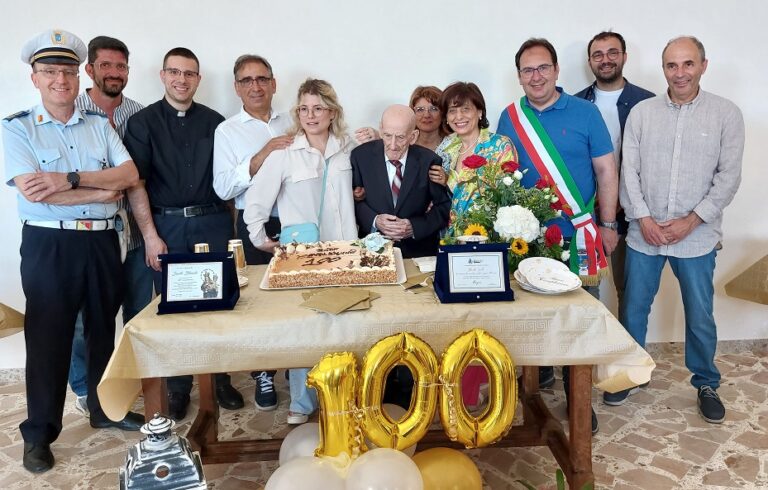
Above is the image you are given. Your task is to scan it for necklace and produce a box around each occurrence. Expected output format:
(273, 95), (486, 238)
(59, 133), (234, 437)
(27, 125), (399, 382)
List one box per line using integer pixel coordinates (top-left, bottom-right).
(458, 134), (480, 156)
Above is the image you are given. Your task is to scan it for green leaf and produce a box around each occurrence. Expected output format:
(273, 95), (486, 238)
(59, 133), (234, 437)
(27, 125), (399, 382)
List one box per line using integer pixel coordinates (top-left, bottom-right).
(556, 469), (565, 490)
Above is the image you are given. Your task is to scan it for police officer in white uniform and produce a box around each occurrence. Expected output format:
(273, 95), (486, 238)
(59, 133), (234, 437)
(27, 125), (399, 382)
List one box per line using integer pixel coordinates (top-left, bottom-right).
(2, 29), (144, 474)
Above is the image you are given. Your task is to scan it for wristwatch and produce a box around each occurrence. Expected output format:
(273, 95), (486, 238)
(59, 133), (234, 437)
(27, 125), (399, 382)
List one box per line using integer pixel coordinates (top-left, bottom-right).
(67, 171), (80, 190)
(598, 220), (618, 231)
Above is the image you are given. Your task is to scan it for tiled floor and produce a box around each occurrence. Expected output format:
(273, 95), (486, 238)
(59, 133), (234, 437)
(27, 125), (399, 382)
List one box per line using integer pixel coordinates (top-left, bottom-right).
(1, 342), (766, 489)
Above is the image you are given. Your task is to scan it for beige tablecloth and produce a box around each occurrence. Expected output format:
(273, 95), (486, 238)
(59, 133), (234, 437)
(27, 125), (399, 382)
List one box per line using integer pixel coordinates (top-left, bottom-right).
(98, 261), (655, 421)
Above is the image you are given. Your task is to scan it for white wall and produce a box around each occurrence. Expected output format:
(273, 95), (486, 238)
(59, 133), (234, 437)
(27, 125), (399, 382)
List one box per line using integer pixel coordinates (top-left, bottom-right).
(1, 0), (767, 367)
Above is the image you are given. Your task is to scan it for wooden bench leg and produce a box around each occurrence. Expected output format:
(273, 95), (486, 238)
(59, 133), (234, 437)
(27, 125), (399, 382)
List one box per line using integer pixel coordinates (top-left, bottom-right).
(141, 377), (168, 422)
(567, 365), (595, 489)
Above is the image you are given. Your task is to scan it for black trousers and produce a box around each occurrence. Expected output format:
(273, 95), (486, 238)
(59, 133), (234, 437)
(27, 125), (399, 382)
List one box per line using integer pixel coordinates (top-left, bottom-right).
(152, 210), (234, 394)
(19, 226), (123, 444)
(236, 210), (280, 266)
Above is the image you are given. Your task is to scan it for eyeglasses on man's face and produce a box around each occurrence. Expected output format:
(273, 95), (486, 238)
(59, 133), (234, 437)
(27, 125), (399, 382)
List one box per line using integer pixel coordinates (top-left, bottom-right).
(414, 105), (440, 115)
(92, 61), (129, 73)
(590, 49), (624, 62)
(297, 105), (331, 117)
(518, 64), (554, 78)
(163, 68), (199, 79)
(236, 76), (273, 88)
(35, 68), (79, 79)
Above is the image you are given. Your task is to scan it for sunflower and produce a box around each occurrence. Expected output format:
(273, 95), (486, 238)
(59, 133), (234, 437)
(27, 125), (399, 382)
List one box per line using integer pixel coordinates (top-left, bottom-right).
(510, 238), (529, 256)
(463, 223), (488, 237)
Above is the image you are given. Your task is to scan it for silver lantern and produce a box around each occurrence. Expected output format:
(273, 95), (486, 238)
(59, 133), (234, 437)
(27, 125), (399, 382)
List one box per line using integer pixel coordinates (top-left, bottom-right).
(119, 414), (207, 489)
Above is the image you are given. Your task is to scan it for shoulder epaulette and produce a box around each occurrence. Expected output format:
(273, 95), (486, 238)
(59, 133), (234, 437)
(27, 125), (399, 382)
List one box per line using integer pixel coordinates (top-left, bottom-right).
(4, 110), (30, 122)
(84, 110), (107, 118)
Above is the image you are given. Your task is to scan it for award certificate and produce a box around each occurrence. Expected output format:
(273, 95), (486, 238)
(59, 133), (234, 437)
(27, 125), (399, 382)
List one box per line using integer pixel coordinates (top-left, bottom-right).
(448, 252), (505, 293)
(166, 261), (224, 302)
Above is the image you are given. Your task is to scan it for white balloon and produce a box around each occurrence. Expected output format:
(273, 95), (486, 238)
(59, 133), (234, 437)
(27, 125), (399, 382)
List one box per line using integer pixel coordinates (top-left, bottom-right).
(364, 404), (417, 457)
(279, 423), (321, 466)
(266, 456), (346, 490)
(346, 448), (423, 490)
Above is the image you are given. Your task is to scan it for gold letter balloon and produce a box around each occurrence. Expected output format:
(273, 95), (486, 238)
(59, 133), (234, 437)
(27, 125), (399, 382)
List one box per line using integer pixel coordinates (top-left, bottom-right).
(306, 352), (362, 458)
(308, 329), (517, 457)
(358, 332), (439, 452)
(438, 329), (517, 447)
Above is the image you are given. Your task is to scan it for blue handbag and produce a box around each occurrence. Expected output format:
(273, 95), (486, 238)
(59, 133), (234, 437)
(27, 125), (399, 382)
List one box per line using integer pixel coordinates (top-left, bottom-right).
(279, 159), (329, 244)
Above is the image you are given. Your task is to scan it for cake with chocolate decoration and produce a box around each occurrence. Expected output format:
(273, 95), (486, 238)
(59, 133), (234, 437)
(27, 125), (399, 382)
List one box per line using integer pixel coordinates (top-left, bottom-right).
(267, 233), (398, 288)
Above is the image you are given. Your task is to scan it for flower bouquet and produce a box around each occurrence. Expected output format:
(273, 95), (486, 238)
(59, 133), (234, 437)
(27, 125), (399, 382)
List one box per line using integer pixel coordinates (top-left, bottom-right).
(442, 155), (568, 272)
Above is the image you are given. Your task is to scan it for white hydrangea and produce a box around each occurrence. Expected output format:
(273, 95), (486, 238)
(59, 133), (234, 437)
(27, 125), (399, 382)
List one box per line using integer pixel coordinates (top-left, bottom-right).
(513, 170), (523, 180)
(493, 205), (540, 242)
(561, 250), (570, 262)
(502, 176), (513, 186)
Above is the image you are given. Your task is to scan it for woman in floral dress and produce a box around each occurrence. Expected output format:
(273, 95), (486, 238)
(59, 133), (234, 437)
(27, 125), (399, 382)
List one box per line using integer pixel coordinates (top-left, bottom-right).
(430, 82), (518, 238)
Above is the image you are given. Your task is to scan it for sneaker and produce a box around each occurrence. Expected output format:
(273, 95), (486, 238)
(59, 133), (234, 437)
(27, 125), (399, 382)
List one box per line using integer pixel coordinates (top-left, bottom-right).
(697, 386), (725, 424)
(603, 386), (640, 406)
(539, 366), (555, 389)
(287, 411), (309, 425)
(252, 371), (278, 411)
(591, 409), (599, 435)
(74, 396), (89, 418)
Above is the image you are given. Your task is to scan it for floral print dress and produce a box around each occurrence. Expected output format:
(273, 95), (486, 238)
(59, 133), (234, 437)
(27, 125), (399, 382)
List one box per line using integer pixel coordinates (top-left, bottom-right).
(436, 128), (518, 237)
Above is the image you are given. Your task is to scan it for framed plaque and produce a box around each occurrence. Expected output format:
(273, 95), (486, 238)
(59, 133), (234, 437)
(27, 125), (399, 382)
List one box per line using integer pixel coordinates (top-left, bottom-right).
(434, 243), (514, 304)
(157, 252), (239, 314)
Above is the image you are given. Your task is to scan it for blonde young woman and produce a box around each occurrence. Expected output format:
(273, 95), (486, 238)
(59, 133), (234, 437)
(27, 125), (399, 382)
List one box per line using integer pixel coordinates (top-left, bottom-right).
(244, 78), (357, 424)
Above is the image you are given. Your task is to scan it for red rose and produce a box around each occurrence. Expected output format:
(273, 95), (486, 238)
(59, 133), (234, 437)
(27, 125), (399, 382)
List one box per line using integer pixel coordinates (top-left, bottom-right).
(544, 225), (563, 247)
(462, 155), (487, 169)
(535, 177), (549, 189)
(501, 160), (519, 173)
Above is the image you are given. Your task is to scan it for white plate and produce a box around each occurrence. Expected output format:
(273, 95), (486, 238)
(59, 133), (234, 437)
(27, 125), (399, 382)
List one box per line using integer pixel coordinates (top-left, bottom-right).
(518, 257), (570, 278)
(526, 268), (582, 293)
(260, 247), (406, 290)
(515, 269), (580, 295)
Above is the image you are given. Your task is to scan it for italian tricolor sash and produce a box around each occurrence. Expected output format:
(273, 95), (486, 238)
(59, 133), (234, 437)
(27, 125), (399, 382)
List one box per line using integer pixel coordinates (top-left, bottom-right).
(506, 98), (608, 285)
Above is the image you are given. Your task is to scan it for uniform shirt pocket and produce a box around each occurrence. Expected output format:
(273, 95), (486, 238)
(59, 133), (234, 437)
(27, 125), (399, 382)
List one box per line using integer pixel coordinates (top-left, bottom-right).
(33, 148), (61, 167)
(89, 152), (110, 170)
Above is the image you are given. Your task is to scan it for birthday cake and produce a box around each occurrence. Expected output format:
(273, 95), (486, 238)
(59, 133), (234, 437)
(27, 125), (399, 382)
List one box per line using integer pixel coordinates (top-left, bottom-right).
(267, 234), (398, 288)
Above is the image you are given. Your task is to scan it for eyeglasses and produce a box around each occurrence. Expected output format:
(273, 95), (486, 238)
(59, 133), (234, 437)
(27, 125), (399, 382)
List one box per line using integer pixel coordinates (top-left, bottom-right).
(236, 76), (273, 88)
(35, 68), (79, 79)
(414, 105), (439, 115)
(92, 61), (129, 73)
(519, 64), (554, 78)
(163, 68), (199, 79)
(590, 49), (624, 62)
(297, 105), (331, 117)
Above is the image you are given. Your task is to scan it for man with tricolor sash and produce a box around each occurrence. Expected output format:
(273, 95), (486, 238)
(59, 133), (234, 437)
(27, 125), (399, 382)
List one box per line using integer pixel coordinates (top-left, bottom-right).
(497, 38), (619, 435)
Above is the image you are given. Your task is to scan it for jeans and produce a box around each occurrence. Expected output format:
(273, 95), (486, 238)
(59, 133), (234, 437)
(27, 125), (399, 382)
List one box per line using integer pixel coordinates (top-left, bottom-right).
(621, 246), (720, 389)
(68, 246), (154, 398)
(288, 368), (318, 415)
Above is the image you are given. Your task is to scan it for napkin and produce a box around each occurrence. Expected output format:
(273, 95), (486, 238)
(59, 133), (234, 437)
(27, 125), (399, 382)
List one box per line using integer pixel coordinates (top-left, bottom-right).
(300, 288), (377, 314)
(725, 254), (768, 305)
(0, 303), (24, 339)
(411, 256), (436, 273)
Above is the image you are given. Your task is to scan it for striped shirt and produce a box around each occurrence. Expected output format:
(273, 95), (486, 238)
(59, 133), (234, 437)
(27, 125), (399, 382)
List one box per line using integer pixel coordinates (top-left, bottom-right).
(620, 90), (744, 258)
(75, 90), (145, 250)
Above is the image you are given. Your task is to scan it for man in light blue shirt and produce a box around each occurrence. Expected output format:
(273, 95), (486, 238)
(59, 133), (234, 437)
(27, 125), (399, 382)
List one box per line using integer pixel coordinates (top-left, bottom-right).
(3, 28), (143, 474)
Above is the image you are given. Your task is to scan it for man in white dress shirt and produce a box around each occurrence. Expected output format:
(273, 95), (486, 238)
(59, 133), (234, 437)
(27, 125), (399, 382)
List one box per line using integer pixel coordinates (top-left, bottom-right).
(213, 54), (292, 412)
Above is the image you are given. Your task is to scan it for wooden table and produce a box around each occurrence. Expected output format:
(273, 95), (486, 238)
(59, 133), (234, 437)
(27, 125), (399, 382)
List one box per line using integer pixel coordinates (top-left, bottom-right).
(101, 261), (653, 489)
